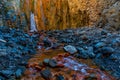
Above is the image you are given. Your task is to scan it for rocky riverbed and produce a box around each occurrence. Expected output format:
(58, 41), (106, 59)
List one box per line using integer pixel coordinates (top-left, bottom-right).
(45, 27), (120, 79)
(0, 26), (120, 80)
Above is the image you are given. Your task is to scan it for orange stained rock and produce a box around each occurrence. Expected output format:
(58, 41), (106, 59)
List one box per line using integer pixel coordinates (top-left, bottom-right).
(22, 0), (99, 30)
(21, 49), (116, 80)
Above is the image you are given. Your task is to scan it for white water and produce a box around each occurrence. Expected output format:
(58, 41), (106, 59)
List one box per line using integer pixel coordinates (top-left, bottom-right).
(30, 12), (37, 32)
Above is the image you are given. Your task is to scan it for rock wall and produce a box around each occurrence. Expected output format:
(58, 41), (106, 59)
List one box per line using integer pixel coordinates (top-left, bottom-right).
(22, 0), (99, 30)
(96, 0), (120, 31)
(0, 0), (28, 30)
(0, 0), (119, 31)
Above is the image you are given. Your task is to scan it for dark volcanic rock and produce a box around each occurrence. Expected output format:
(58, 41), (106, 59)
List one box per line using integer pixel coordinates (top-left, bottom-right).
(0, 26), (38, 79)
(46, 27), (120, 79)
(101, 47), (114, 54)
(48, 59), (57, 68)
(0, 70), (14, 78)
(41, 69), (52, 79)
(56, 75), (64, 80)
(43, 58), (50, 65)
(76, 47), (95, 59)
(94, 42), (106, 49)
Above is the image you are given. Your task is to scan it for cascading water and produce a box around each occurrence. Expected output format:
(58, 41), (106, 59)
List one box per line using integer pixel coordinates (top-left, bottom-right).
(30, 12), (37, 32)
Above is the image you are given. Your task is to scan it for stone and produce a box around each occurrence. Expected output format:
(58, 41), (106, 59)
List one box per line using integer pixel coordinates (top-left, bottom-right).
(43, 58), (50, 65)
(15, 69), (22, 78)
(76, 47), (95, 58)
(85, 73), (97, 80)
(101, 47), (114, 55)
(48, 59), (57, 68)
(43, 37), (51, 47)
(64, 45), (77, 54)
(0, 70), (14, 78)
(18, 61), (28, 66)
(56, 75), (64, 80)
(101, 30), (108, 35)
(41, 69), (52, 79)
(76, 47), (89, 59)
(0, 76), (4, 80)
(112, 38), (120, 46)
(94, 42), (106, 49)
(0, 39), (6, 43)
(0, 48), (8, 56)
(87, 47), (95, 58)
(109, 53), (120, 60)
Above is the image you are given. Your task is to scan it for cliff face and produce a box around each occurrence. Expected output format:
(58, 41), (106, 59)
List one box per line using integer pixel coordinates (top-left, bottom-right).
(0, 0), (119, 31)
(0, 0), (27, 30)
(22, 0), (98, 30)
(96, 1), (120, 31)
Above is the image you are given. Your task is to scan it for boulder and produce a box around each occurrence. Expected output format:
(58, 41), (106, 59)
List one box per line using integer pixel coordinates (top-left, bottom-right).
(64, 45), (77, 54)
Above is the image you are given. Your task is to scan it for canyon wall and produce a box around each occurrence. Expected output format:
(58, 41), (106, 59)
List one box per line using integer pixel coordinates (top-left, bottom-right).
(96, 0), (120, 31)
(22, 0), (97, 30)
(0, 0), (119, 31)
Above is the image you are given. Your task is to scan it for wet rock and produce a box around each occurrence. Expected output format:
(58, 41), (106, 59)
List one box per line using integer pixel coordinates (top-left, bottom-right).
(52, 43), (60, 49)
(100, 47), (114, 56)
(0, 70), (14, 78)
(94, 42), (106, 49)
(112, 72), (120, 79)
(85, 73), (97, 80)
(81, 35), (89, 41)
(43, 59), (50, 65)
(5, 41), (16, 47)
(43, 37), (51, 47)
(18, 61), (28, 66)
(76, 47), (89, 59)
(101, 30), (108, 35)
(0, 48), (8, 56)
(76, 47), (95, 59)
(64, 45), (77, 54)
(109, 53), (120, 60)
(15, 69), (22, 78)
(87, 47), (95, 58)
(0, 39), (6, 43)
(41, 69), (52, 79)
(56, 75), (64, 80)
(48, 59), (57, 68)
(112, 38), (120, 46)
(0, 76), (4, 80)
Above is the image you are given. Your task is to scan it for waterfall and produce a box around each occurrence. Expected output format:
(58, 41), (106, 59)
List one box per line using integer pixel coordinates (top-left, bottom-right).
(30, 12), (37, 32)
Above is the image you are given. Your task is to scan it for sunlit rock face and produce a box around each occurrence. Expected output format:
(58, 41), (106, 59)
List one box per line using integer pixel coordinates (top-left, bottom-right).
(0, 0), (119, 31)
(22, 0), (99, 30)
(22, 0), (118, 31)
